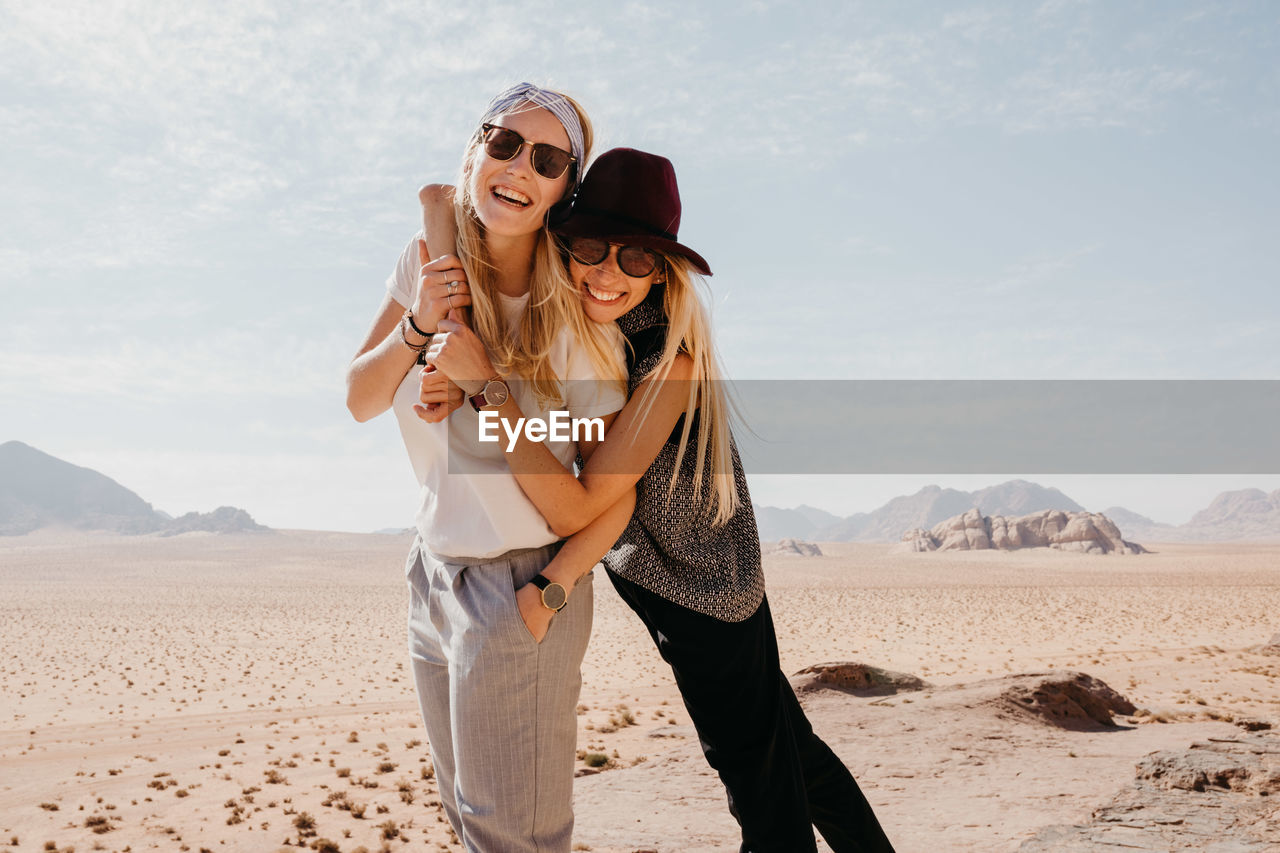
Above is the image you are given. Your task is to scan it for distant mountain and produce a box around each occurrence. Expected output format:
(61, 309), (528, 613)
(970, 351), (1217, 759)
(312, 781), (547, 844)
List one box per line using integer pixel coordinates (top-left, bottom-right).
(761, 480), (1084, 543)
(757, 480), (1279, 543)
(1178, 489), (1280, 541)
(1099, 506), (1174, 542)
(755, 503), (845, 541)
(1, 441), (162, 535)
(0, 441), (268, 536)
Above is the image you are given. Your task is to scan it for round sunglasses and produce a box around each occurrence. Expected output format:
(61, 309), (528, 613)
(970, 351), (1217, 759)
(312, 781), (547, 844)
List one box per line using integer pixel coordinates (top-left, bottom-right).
(480, 124), (576, 181)
(565, 237), (660, 278)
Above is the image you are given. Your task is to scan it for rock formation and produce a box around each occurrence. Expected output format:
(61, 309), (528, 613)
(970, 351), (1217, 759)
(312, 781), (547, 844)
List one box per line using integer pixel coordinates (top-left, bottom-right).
(898, 508), (1145, 554)
(790, 662), (928, 696)
(160, 506), (268, 536)
(762, 538), (823, 557)
(1019, 732), (1280, 851)
(995, 671), (1136, 729)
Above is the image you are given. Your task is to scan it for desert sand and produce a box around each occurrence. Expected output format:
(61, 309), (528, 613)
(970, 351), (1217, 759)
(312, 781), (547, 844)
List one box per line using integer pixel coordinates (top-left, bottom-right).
(1, 531), (1278, 851)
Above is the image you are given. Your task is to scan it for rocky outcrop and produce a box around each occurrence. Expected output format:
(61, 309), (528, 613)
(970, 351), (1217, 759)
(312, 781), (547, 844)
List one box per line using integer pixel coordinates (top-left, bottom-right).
(899, 508), (1146, 554)
(1019, 732), (1280, 851)
(762, 538), (823, 557)
(763, 484), (1280, 544)
(760, 480), (1085, 542)
(790, 662), (929, 697)
(160, 506), (268, 536)
(995, 671), (1136, 729)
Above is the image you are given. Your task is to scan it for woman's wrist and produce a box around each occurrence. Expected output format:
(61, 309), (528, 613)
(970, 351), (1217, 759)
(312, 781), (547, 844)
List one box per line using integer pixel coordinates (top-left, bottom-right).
(398, 311), (431, 351)
(405, 309), (432, 338)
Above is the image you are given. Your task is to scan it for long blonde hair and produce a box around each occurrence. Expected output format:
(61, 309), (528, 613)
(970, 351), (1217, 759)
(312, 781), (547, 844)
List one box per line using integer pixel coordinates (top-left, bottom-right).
(634, 255), (741, 526)
(450, 93), (625, 405)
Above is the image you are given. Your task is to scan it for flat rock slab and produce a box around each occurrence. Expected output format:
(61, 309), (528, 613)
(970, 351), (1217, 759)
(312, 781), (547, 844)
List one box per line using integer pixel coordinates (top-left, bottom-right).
(1019, 732), (1280, 851)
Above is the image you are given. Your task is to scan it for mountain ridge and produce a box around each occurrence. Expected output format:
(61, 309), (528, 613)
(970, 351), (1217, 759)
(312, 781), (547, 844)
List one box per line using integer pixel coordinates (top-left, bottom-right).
(1, 441), (267, 536)
(758, 480), (1279, 543)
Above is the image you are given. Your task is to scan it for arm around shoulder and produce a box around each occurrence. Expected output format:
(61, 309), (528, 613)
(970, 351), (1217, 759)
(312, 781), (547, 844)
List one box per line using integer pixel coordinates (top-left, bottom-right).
(529, 353), (696, 537)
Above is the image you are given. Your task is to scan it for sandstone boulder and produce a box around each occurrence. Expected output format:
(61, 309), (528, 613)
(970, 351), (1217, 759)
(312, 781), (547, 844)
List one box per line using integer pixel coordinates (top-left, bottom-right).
(896, 528), (937, 552)
(904, 508), (1145, 554)
(790, 662), (929, 697)
(993, 671), (1136, 729)
(1020, 732), (1280, 851)
(763, 538), (823, 557)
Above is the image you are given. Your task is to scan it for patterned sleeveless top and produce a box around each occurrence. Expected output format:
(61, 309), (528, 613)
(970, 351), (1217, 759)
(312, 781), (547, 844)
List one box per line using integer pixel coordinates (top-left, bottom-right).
(600, 286), (766, 623)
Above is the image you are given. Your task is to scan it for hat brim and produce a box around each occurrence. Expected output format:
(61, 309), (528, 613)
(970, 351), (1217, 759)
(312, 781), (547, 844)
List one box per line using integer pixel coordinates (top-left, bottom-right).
(552, 211), (712, 276)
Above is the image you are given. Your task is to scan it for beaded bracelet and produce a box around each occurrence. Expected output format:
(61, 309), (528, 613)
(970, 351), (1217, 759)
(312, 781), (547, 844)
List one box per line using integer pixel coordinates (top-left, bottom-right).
(399, 311), (431, 352)
(405, 309), (432, 338)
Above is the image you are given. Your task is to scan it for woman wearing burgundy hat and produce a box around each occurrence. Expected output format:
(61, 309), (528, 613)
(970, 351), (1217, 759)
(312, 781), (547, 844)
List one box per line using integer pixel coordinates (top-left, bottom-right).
(425, 148), (895, 852)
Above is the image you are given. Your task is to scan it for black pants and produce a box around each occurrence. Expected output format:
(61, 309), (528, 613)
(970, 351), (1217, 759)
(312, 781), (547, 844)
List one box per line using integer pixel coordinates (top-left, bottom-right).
(607, 570), (896, 853)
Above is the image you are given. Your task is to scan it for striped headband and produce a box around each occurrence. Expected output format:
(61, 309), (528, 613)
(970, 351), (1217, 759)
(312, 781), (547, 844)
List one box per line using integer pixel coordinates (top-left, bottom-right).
(479, 82), (586, 185)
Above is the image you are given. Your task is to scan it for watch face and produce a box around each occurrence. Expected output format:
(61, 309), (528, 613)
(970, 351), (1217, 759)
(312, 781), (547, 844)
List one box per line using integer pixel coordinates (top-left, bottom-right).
(541, 582), (567, 611)
(484, 380), (510, 407)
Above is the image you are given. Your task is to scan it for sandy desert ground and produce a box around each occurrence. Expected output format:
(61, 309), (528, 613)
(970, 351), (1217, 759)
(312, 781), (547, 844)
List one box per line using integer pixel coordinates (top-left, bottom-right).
(1, 531), (1278, 852)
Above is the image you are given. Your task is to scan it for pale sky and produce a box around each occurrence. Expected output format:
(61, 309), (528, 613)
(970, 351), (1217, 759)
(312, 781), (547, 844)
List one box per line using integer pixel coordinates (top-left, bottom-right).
(3, 1), (1278, 531)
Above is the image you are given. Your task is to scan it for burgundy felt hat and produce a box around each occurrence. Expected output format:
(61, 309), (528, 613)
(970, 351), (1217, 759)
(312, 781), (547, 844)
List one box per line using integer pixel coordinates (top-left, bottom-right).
(552, 147), (712, 276)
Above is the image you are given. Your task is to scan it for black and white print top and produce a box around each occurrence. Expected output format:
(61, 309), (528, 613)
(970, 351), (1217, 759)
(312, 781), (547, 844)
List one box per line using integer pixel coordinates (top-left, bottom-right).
(600, 286), (766, 623)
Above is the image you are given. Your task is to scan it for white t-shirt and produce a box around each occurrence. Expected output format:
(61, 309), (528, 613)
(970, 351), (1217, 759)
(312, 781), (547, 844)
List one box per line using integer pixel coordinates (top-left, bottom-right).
(386, 233), (626, 559)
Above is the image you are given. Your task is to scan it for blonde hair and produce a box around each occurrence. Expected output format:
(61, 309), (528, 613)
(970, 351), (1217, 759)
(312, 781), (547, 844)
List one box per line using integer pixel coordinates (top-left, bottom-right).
(634, 256), (741, 526)
(450, 92), (624, 404)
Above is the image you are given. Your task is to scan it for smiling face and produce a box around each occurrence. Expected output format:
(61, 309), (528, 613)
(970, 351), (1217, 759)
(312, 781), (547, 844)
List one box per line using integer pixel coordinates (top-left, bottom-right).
(569, 243), (665, 324)
(465, 104), (573, 239)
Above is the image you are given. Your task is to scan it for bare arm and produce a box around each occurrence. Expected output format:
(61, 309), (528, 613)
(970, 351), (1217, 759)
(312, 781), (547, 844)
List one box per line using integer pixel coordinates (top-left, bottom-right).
(426, 313), (696, 536)
(495, 355), (695, 537)
(514, 486), (635, 642)
(345, 186), (469, 422)
(511, 425), (633, 643)
(345, 267), (429, 423)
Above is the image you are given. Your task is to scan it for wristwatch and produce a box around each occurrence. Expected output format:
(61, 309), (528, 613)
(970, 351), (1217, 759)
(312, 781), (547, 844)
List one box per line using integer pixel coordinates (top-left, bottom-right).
(529, 573), (568, 612)
(469, 376), (510, 412)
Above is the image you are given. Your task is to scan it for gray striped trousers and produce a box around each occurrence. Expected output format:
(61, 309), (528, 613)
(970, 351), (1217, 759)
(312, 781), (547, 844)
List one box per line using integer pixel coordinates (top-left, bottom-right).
(406, 538), (593, 852)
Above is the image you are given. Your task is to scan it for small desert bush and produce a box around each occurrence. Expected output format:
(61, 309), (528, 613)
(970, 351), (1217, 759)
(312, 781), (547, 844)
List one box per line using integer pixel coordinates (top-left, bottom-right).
(582, 753), (610, 768)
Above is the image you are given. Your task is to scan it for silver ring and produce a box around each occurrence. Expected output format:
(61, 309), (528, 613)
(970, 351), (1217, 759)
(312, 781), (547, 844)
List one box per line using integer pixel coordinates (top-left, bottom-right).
(448, 280), (459, 292)
(447, 293), (454, 308)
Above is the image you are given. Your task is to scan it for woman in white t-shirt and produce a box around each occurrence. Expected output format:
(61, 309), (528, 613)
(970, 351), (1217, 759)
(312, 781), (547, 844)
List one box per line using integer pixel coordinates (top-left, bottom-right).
(344, 83), (626, 853)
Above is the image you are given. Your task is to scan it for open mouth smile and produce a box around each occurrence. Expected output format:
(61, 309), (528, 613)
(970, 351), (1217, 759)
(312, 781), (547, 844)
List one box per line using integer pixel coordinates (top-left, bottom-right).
(491, 185), (532, 208)
(584, 284), (624, 304)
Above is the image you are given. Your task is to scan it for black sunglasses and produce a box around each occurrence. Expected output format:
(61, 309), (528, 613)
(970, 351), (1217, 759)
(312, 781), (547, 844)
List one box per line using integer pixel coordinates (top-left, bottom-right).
(565, 237), (660, 278)
(480, 124), (576, 181)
